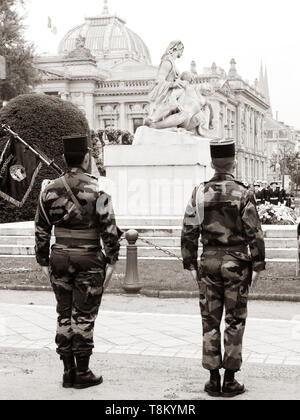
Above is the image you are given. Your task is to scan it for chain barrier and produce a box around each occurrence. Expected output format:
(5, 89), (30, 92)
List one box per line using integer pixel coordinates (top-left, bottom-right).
(137, 236), (198, 286)
(139, 237), (183, 262)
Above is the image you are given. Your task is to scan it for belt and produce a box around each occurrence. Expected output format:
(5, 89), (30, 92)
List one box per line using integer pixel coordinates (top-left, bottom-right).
(203, 245), (248, 254)
(54, 227), (100, 247)
(54, 227), (100, 240)
(55, 238), (100, 247)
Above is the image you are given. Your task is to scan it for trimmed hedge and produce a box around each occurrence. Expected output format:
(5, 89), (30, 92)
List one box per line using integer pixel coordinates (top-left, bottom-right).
(0, 94), (90, 223)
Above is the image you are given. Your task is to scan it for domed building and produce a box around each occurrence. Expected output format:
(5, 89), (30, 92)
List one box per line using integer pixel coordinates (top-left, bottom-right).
(58, 11), (151, 67)
(34, 1), (157, 133)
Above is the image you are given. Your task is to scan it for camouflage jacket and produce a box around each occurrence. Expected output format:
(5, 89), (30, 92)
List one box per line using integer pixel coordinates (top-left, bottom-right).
(181, 173), (266, 273)
(35, 168), (122, 267)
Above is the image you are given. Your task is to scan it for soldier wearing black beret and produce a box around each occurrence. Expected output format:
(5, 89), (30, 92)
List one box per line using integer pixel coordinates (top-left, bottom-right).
(181, 139), (266, 398)
(35, 134), (122, 390)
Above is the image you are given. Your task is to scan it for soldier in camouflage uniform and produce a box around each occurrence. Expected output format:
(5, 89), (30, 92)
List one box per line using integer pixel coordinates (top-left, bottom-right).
(181, 139), (265, 398)
(35, 135), (122, 390)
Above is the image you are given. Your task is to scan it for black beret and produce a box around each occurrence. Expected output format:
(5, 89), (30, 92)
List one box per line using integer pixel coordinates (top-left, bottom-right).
(210, 138), (235, 159)
(62, 135), (89, 155)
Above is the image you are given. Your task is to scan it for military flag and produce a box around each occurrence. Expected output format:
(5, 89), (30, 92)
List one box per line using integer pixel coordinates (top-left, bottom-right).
(0, 138), (42, 207)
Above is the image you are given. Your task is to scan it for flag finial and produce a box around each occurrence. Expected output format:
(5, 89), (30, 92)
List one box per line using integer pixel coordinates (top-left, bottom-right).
(102, 0), (109, 15)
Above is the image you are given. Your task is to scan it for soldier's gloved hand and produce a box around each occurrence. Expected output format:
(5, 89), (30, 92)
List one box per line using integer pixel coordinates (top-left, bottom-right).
(41, 266), (50, 281)
(104, 264), (116, 291)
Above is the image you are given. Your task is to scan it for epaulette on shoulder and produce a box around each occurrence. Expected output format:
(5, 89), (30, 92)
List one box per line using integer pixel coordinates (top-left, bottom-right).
(234, 180), (248, 189)
(87, 173), (98, 181)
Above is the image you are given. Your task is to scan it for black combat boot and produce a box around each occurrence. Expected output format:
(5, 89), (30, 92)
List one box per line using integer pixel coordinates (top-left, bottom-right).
(204, 370), (221, 397)
(61, 354), (76, 389)
(74, 355), (103, 390)
(222, 369), (245, 398)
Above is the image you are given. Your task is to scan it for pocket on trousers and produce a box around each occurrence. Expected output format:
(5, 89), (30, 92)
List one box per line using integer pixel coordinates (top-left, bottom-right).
(234, 285), (248, 319)
(199, 281), (209, 317)
(50, 249), (69, 277)
(75, 269), (105, 308)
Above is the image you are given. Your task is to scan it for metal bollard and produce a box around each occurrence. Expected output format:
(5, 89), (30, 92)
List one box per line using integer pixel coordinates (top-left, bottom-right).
(123, 230), (142, 294)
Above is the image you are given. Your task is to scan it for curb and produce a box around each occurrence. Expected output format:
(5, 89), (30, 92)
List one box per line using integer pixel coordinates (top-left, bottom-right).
(0, 285), (300, 302)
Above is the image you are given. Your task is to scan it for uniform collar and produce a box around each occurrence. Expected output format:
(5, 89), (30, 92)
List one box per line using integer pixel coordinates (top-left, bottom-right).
(67, 167), (87, 175)
(210, 173), (235, 182)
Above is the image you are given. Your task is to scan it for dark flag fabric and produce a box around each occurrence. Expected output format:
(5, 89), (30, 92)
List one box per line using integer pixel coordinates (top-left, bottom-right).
(0, 138), (42, 208)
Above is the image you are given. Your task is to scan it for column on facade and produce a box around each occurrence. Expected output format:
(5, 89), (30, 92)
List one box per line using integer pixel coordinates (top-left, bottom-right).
(245, 155), (248, 181)
(246, 105), (250, 148)
(238, 153), (244, 181)
(85, 92), (95, 129)
(261, 115), (265, 154)
(219, 102), (224, 139)
(119, 102), (127, 131)
(250, 108), (254, 151)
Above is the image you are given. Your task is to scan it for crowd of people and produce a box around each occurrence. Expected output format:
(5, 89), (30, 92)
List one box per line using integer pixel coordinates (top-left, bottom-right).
(245, 180), (295, 208)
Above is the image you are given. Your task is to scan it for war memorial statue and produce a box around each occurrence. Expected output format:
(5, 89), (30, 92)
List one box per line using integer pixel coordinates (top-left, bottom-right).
(144, 40), (214, 138)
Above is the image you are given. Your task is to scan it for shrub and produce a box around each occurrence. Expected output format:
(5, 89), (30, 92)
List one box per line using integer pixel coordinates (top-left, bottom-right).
(0, 93), (90, 223)
(97, 129), (134, 145)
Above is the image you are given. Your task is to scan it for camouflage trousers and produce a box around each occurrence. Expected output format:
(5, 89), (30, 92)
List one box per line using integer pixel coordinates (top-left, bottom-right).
(50, 247), (106, 358)
(198, 255), (251, 371)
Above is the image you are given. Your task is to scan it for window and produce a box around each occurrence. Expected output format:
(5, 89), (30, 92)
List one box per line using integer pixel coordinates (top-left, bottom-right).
(104, 119), (115, 129)
(279, 130), (287, 138)
(265, 130), (273, 139)
(45, 91), (60, 97)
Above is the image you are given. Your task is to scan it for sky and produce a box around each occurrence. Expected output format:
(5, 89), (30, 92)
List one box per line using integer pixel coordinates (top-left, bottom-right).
(20, 0), (300, 129)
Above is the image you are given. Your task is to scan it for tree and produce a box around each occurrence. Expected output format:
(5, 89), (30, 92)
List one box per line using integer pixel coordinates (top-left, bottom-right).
(270, 148), (300, 188)
(0, 0), (40, 102)
(0, 93), (90, 223)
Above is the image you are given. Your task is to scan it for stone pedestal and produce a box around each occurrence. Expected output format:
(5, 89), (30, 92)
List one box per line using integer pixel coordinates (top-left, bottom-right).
(104, 127), (214, 218)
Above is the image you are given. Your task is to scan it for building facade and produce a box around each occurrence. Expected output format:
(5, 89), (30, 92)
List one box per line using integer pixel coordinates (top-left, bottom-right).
(264, 116), (298, 182)
(34, 2), (270, 183)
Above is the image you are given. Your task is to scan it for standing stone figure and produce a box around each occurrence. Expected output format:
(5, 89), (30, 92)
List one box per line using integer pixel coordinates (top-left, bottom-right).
(145, 40), (185, 125)
(35, 135), (122, 389)
(181, 139), (266, 398)
(145, 40), (214, 137)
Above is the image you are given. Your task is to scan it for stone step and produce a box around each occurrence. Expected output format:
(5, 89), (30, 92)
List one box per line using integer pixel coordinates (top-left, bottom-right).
(0, 221), (298, 239)
(119, 246), (297, 260)
(0, 223), (35, 236)
(0, 226), (298, 240)
(263, 225), (297, 238)
(2, 244), (292, 259)
(0, 235), (297, 250)
(117, 217), (184, 227)
(0, 244), (297, 259)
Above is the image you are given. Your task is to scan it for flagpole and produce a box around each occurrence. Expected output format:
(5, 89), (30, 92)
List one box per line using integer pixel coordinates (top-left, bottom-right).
(0, 124), (63, 175)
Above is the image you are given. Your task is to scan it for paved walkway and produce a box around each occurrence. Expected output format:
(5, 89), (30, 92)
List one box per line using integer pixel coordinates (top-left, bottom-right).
(0, 302), (300, 367)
